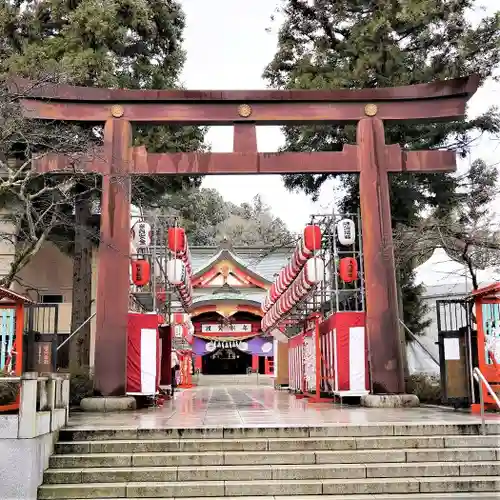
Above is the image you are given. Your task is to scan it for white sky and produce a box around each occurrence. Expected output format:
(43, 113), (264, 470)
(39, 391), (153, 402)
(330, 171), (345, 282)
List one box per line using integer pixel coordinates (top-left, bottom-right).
(180, 0), (500, 232)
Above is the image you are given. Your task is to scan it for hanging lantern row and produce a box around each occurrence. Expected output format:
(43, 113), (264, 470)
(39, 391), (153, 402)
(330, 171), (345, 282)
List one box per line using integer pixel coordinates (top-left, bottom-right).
(167, 227), (193, 309)
(336, 218), (356, 246)
(262, 257), (324, 332)
(262, 225), (322, 313)
(130, 258), (151, 286)
(172, 312), (195, 343)
(168, 227), (192, 276)
(166, 258), (192, 309)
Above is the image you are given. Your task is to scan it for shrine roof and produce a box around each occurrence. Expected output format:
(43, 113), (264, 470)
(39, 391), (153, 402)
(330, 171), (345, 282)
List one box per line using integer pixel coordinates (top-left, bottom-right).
(190, 245), (293, 283)
(0, 286), (33, 304)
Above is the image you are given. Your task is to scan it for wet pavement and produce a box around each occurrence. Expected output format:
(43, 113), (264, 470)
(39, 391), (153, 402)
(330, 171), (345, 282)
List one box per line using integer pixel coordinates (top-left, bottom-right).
(67, 386), (500, 429)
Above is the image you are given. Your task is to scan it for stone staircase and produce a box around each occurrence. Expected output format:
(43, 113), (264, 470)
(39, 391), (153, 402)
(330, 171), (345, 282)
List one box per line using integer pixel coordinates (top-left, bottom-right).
(195, 373), (274, 386)
(38, 422), (500, 499)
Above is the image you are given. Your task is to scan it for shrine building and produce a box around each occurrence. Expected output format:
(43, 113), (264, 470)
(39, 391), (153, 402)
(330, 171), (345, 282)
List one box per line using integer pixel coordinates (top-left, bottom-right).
(188, 240), (292, 377)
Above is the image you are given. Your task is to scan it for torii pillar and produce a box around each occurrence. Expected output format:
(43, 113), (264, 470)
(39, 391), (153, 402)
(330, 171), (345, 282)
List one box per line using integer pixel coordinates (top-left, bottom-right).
(15, 75), (480, 396)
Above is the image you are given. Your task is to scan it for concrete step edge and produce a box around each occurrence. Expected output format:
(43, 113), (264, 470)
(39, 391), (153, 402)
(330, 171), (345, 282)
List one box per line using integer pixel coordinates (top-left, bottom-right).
(37, 475), (500, 487)
(51, 446), (500, 458)
(44, 460), (500, 473)
(58, 423), (500, 439)
(60, 496), (500, 500)
(55, 434), (500, 443)
(57, 495), (500, 500)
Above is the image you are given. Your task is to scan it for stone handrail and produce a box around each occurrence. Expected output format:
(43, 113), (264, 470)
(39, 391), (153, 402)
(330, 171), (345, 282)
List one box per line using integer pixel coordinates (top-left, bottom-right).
(0, 373), (71, 499)
(0, 372), (70, 438)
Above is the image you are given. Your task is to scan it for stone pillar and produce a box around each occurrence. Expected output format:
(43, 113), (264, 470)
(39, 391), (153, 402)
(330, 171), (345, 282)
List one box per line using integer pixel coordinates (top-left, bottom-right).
(18, 372), (38, 439)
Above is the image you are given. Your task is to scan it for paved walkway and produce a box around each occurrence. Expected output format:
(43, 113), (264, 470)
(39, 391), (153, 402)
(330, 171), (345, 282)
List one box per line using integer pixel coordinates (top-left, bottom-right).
(67, 386), (500, 429)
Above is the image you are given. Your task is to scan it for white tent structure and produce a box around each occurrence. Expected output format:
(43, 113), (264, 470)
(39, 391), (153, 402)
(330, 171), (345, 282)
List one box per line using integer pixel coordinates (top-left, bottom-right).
(407, 247), (499, 375)
(415, 247), (473, 289)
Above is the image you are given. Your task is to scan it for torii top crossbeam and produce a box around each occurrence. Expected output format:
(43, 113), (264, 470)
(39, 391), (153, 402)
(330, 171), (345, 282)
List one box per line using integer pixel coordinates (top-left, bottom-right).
(11, 76), (479, 396)
(16, 76), (477, 123)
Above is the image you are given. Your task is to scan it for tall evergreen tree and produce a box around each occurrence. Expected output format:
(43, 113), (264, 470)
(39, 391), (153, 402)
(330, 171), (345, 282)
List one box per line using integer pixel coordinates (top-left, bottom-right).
(264, 0), (500, 335)
(0, 0), (206, 371)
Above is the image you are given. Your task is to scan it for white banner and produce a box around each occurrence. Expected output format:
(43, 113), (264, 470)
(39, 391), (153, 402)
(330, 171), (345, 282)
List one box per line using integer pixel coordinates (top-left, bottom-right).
(201, 323), (252, 333)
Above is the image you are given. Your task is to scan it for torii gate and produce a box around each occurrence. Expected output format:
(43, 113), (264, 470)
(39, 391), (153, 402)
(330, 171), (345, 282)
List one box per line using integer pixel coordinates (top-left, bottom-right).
(13, 76), (479, 396)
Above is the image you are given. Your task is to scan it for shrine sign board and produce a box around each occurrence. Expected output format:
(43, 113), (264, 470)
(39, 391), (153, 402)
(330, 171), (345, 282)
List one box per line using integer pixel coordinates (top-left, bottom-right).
(12, 75), (480, 396)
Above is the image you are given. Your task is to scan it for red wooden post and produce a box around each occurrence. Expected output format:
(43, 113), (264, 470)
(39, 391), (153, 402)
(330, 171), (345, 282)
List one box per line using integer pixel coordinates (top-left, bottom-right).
(93, 118), (132, 396)
(357, 117), (404, 393)
(252, 354), (259, 372)
(194, 355), (202, 372)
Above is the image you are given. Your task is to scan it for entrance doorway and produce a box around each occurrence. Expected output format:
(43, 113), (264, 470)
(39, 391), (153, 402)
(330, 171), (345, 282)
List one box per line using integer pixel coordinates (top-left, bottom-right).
(203, 348), (251, 375)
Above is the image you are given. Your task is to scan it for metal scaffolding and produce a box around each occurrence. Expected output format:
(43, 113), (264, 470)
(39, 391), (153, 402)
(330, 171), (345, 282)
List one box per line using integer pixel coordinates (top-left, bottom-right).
(268, 211), (365, 337)
(129, 215), (189, 319)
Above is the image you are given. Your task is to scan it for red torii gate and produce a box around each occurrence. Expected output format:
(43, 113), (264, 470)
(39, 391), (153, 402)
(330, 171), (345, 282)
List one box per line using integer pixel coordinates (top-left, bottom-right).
(13, 76), (479, 396)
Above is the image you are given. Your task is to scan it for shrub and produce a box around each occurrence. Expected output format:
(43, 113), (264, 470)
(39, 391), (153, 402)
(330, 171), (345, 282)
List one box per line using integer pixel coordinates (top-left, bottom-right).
(0, 372), (19, 406)
(69, 367), (94, 407)
(406, 372), (441, 404)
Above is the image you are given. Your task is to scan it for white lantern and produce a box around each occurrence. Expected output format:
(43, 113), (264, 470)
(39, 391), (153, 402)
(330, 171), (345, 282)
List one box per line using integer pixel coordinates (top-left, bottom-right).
(305, 257), (325, 284)
(336, 218), (356, 246)
(130, 240), (137, 256)
(131, 221), (152, 249)
(154, 258), (166, 279)
(261, 342), (273, 353)
(166, 259), (186, 285)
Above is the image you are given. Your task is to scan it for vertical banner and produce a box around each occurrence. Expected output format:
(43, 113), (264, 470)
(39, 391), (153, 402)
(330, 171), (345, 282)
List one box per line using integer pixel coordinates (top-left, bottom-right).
(127, 313), (160, 395)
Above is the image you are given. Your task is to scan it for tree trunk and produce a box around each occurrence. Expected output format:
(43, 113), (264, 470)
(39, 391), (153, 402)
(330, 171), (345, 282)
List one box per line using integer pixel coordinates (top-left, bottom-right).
(69, 196), (93, 374)
(396, 270), (410, 380)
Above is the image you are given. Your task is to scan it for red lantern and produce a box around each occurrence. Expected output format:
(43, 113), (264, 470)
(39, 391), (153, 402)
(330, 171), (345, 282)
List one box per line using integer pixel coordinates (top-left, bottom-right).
(303, 224), (322, 252)
(168, 227), (187, 253)
(339, 257), (358, 283)
(131, 259), (150, 286)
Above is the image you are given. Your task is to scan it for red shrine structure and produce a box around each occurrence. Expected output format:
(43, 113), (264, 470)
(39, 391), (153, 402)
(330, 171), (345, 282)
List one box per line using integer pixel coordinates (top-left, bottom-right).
(12, 75), (480, 397)
(188, 240), (288, 377)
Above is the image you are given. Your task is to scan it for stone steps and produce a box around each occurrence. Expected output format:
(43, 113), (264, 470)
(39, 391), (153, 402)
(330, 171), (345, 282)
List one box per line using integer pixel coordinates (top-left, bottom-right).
(38, 423), (500, 498)
(46, 495), (500, 500)
(37, 476), (500, 498)
(44, 496), (500, 500)
(44, 461), (500, 483)
(57, 422), (500, 440)
(195, 374), (274, 387)
(54, 434), (500, 453)
(49, 447), (500, 468)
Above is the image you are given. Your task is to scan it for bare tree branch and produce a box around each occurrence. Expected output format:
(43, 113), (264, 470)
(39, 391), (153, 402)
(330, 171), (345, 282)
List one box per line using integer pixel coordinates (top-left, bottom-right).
(0, 76), (99, 287)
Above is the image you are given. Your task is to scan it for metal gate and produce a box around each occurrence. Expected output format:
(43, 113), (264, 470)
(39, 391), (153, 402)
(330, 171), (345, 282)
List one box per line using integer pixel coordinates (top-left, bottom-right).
(436, 299), (475, 407)
(23, 304), (59, 373)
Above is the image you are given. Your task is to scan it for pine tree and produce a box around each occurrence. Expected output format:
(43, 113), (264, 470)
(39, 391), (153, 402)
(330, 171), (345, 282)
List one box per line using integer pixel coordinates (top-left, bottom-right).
(264, 0), (500, 335)
(0, 0), (205, 371)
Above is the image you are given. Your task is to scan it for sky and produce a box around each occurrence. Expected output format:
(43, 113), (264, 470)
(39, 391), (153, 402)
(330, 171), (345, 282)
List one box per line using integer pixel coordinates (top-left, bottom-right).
(179, 0), (500, 232)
